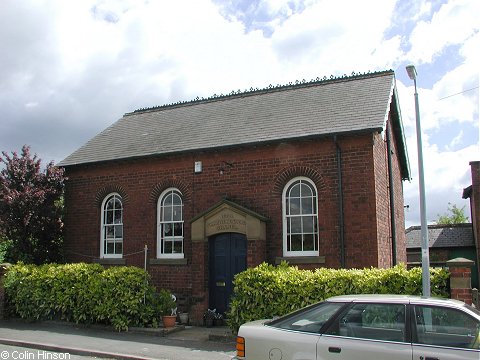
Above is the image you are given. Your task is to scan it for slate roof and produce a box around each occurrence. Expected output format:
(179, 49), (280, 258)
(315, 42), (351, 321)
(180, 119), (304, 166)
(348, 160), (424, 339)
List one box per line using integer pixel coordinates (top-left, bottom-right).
(406, 223), (475, 249)
(59, 70), (409, 178)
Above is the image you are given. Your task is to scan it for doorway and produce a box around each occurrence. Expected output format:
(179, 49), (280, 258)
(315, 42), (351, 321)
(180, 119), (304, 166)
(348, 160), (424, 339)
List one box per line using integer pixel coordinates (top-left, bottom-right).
(209, 232), (247, 314)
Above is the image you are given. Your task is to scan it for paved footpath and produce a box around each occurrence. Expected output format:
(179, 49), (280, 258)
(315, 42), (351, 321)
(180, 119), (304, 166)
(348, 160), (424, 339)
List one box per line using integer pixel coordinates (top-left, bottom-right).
(0, 320), (236, 360)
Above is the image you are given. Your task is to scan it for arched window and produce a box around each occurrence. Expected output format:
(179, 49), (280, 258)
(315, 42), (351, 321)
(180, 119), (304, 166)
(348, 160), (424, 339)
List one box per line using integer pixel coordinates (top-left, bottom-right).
(157, 188), (184, 258)
(101, 193), (123, 258)
(282, 177), (319, 257)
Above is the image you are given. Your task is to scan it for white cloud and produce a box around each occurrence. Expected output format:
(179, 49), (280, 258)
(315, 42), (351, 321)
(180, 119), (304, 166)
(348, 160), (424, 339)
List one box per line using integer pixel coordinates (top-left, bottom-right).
(270, 0), (399, 76)
(433, 65), (479, 125)
(408, 0), (480, 64)
(400, 31), (479, 133)
(400, 4), (478, 140)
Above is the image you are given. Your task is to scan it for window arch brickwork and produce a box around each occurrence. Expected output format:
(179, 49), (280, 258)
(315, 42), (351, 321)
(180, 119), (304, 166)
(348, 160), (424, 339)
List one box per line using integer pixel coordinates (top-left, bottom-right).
(95, 185), (128, 207)
(273, 165), (325, 196)
(149, 178), (191, 205)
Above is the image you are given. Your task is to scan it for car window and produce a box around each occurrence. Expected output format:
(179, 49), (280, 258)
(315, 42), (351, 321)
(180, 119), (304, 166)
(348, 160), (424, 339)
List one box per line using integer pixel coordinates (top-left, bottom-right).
(414, 305), (480, 350)
(269, 302), (345, 333)
(463, 302), (480, 317)
(325, 303), (406, 342)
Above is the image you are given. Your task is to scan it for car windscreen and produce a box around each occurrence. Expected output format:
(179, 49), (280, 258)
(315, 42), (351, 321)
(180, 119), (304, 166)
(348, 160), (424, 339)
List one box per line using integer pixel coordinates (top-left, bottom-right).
(268, 301), (345, 334)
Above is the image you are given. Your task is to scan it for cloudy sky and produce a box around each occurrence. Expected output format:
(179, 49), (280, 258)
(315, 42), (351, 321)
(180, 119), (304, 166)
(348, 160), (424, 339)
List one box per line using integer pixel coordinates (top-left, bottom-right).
(1, 0), (478, 227)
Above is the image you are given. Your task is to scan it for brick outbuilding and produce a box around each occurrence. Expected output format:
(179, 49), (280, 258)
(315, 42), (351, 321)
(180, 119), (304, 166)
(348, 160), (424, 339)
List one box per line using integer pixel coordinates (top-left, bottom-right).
(59, 70), (410, 322)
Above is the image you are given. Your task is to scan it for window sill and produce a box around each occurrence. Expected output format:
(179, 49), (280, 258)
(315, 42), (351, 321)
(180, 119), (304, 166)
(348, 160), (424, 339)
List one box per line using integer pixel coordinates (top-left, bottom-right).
(275, 256), (325, 265)
(149, 258), (188, 265)
(96, 258), (126, 266)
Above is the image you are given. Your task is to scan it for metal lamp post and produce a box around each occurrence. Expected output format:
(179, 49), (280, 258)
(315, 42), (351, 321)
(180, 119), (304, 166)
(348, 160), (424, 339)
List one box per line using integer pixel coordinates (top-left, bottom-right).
(406, 64), (431, 296)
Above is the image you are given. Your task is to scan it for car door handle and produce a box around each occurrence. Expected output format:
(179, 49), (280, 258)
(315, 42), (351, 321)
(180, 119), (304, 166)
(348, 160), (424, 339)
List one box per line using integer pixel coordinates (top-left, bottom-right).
(423, 357), (439, 360)
(328, 347), (341, 353)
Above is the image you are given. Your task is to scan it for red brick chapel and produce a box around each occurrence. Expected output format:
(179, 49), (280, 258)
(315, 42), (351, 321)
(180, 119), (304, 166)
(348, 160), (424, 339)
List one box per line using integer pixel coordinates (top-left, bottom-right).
(59, 70), (411, 323)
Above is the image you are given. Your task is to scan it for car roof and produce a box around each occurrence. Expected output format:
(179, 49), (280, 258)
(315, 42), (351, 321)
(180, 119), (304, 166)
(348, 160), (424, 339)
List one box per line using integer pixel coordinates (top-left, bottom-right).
(326, 294), (466, 307)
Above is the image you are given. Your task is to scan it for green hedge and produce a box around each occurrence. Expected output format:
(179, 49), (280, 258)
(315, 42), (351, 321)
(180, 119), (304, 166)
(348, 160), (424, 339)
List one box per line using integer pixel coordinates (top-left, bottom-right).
(227, 262), (450, 331)
(3, 263), (165, 331)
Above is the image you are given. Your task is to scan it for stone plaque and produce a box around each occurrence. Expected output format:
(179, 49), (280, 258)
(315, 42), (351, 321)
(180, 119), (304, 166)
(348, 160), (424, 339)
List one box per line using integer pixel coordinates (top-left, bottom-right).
(206, 209), (246, 236)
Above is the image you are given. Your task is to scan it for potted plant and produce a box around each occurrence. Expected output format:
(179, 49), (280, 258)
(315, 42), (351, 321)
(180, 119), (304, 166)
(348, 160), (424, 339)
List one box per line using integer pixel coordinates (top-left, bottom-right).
(156, 289), (177, 328)
(178, 312), (189, 325)
(203, 308), (216, 327)
(214, 312), (224, 326)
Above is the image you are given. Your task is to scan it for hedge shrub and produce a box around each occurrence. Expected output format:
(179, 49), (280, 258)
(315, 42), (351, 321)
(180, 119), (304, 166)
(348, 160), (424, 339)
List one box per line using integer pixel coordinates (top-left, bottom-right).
(227, 262), (450, 331)
(3, 263), (166, 331)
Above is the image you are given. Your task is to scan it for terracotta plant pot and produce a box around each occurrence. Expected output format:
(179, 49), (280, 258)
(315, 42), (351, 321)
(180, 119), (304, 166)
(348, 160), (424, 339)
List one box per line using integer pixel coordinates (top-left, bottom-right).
(162, 315), (177, 328)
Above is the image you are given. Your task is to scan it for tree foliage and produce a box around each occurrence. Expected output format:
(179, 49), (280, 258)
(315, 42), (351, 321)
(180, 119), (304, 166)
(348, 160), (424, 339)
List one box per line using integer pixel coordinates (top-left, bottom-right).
(0, 146), (65, 264)
(435, 202), (469, 225)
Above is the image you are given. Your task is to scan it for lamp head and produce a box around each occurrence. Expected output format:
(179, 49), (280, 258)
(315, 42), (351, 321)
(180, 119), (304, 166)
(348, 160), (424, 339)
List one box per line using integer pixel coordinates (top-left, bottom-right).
(406, 64), (417, 80)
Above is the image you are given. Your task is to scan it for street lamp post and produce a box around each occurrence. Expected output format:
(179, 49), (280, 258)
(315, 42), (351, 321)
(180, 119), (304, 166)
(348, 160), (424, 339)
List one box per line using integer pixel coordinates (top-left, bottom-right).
(406, 64), (431, 297)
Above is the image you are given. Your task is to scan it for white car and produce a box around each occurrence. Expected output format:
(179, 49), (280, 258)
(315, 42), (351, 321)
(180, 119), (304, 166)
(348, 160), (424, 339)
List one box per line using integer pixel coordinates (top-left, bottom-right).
(235, 294), (480, 360)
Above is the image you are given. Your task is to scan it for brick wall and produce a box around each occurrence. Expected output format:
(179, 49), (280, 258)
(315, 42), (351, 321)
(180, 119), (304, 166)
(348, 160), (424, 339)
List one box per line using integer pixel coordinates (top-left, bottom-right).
(469, 162), (480, 286)
(63, 127), (407, 321)
(372, 116), (407, 268)
(339, 135), (379, 268)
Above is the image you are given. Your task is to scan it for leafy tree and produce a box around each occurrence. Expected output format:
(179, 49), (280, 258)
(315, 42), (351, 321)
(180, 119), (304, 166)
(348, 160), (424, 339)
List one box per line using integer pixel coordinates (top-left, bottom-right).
(435, 202), (469, 225)
(0, 146), (65, 264)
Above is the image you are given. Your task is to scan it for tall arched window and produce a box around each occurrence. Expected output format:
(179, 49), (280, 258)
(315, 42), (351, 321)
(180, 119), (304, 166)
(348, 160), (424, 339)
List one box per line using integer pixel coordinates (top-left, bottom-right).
(157, 188), (184, 258)
(282, 177), (319, 257)
(101, 193), (123, 258)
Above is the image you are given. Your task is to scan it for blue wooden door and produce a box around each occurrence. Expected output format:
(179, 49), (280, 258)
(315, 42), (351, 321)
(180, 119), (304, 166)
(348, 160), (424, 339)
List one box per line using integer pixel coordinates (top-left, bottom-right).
(209, 233), (247, 314)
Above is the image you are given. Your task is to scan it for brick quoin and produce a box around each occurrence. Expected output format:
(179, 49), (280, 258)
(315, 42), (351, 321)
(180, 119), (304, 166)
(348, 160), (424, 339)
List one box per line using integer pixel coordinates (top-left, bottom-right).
(64, 131), (407, 323)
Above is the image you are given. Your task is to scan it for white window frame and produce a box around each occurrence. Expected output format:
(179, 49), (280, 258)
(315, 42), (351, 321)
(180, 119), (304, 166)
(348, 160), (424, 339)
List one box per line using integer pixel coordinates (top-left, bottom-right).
(157, 188), (184, 259)
(100, 192), (123, 259)
(282, 177), (319, 257)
